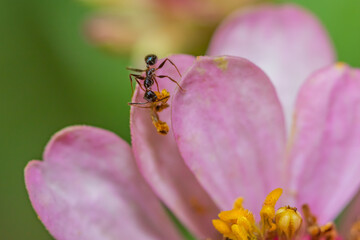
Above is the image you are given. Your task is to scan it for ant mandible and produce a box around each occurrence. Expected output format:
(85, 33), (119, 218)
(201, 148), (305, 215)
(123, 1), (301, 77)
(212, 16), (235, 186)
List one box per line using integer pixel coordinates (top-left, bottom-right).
(127, 54), (184, 94)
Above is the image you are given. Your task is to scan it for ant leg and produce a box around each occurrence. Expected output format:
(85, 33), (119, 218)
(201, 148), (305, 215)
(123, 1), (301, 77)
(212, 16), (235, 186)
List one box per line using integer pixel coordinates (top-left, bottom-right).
(152, 76), (160, 92)
(156, 75), (185, 91)
(128, 102), (152, 108)
(129, 105), (153, 109)
(128, 75), (134, 93)
(126, 67), (145, 72)
(156, 58), (182, 77)
(129, 74), (145, 93)
(129, 74), (145, 92)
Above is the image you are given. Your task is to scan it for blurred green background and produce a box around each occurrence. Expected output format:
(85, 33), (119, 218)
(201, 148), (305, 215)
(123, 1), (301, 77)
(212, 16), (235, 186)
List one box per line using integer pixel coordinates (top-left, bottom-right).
(0, 0), (359, 239)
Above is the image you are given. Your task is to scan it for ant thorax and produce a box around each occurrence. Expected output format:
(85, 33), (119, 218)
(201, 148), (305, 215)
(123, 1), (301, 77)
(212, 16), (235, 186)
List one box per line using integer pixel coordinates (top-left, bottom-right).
(146, 68), (155, 76)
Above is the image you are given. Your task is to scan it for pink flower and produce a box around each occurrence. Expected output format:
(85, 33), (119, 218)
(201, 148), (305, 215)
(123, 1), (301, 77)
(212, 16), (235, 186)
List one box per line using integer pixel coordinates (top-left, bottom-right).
(25, 4), (360, 240)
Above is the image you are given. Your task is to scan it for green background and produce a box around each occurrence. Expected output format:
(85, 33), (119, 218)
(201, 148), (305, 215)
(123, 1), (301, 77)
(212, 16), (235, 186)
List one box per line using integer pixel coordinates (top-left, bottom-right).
(0, 0), (359, 239)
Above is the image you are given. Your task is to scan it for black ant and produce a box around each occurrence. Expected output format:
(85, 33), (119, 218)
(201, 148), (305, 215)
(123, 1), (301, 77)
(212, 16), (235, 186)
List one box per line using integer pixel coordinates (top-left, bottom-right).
(127, 54), (183, 135)
(128, 89), (171, 135)
(127, 54), (184, 94)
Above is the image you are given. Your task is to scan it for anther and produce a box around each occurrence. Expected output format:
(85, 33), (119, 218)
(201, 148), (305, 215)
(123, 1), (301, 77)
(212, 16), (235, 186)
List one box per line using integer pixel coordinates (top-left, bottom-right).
(151, 117), (169, 135)
(213, 200), (257, 240)
(212, 219), (232, 236)
(260, 188), (283, 235)
(275, 206), (302, 240)
(233, 197), (244, 209)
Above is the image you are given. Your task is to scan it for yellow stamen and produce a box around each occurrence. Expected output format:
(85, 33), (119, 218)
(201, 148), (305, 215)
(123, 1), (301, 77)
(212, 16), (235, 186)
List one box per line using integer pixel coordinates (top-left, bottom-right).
(212, 189), (306, 240)
(212, 219), (232, 236)
(151, 116), (169, 135)
(233, 197), (244, 209)
(260, 188), (283, 235)
(231, 224), (249, 240)
(213, 200), (257, 240)
(275, 206), (302, 240)
(219, 208), (254, 223)
(237, 216), (257, 240)
(263, 188), (283, 206)
(154, 89), (170, 103)
(150, 89), (170, 135)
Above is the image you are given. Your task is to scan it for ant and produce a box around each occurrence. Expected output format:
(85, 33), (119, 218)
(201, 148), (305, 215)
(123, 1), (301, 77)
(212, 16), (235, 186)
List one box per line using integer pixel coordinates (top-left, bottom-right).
(127, 54), (184, 94)
(128, 89), (171, 135)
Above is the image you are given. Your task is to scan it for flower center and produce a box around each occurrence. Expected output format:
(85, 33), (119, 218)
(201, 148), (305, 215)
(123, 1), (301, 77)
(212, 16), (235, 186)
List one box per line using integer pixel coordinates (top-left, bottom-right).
(212, 188), (302, 240)
(212, 188), (339, 240)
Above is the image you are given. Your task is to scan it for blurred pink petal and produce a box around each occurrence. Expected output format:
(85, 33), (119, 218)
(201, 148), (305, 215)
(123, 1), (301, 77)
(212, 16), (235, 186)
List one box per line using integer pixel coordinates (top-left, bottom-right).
(172, 56), (286, 215)
(287, 64), (360, 224)
(25, 126), (181, 240)
(85, 15), (140, 51)
(339, 190), (360, 238)
(208, 4), (335, 129)
(130, 55), (220, 239)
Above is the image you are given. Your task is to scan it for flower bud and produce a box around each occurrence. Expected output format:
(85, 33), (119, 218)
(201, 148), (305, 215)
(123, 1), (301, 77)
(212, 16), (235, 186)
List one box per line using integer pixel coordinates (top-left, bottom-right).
(275, 206), (302, 240)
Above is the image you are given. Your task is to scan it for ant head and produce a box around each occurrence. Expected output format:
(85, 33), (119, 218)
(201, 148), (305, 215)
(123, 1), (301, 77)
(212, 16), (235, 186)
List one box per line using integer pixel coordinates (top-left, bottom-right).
(145, 54), (158, 66)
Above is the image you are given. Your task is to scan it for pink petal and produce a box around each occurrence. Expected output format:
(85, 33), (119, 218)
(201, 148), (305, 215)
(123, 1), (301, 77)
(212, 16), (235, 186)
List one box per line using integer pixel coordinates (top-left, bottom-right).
(288, 64), (360, 224)
(25, 126), (181, 240)
(208, 4), (335, 129)
(130, 55), (220, 239)
(172, 56), (286, 215)
(338, 190), (360, 238)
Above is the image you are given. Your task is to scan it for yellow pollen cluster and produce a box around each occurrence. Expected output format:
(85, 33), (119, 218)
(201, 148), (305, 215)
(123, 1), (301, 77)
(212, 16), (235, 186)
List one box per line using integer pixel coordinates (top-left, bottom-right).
(151, 89), (170, 135)
(260, 188), (283, 235)
(151, 118), (169, 135)
(212, 188), (303, 240)
(212, 197), (258, 240)
(154, 89), (170, 105)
